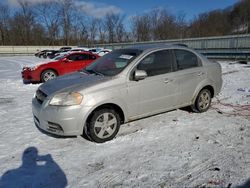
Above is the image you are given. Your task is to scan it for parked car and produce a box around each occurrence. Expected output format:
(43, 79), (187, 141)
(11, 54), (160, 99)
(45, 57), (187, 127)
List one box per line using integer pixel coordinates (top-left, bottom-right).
(70, 48), (87, 52)
(22, 52), (99, 83)
(35, 50), (46, 57)
(48, 48), (81, 59)
(88, 48), (103, 53)
(76, 46), (90, 51)
(35, 50), (53, 58)
(97, 49), (112, 56)
(60, 46), (72, 51)
(46, 50), (61, 59)
(32, 44), (222, 143)
(49, 50), (70, 59)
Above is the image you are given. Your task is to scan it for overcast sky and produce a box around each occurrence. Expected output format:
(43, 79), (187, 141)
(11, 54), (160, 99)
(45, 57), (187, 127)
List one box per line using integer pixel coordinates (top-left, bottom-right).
(4, 0), (238, 21)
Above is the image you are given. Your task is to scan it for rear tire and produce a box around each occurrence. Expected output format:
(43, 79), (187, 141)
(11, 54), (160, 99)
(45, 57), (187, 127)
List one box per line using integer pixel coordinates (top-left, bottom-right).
(192, 89), (212, 113)
(86, 108), (121, 143)
(41, 69), (57, 82)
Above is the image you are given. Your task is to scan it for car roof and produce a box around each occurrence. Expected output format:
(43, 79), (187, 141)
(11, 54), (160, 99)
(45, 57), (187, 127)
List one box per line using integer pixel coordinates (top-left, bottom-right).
(127, 43), (189, 51)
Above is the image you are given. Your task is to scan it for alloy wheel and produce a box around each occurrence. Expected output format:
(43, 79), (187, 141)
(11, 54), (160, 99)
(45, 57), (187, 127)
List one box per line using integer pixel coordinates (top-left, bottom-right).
(93, 112), (118, 139)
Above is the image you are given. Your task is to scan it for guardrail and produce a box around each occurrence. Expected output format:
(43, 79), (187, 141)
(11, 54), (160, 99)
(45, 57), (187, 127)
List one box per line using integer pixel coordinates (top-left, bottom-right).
(94, 34), (250, 50)
(197, 50), (250, 60)
(0, 34), (250, 60)
(93, 34), (250, 60)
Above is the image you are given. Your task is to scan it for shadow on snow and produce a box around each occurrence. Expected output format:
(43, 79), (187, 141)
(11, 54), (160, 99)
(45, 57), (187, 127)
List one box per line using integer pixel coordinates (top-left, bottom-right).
(0, 147), (67, 188)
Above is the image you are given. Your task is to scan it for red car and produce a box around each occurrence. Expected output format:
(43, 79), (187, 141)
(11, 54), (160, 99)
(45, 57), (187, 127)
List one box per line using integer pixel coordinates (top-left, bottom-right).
(22, 52), (99, 83)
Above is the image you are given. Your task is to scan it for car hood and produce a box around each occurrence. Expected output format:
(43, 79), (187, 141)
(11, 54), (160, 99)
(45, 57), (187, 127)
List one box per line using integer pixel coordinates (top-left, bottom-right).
(38, 71), (109, 96)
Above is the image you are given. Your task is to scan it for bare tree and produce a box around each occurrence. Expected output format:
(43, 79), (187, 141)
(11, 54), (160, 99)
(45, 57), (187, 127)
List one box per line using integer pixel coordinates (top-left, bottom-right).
(231, 0), (250, 34)
(105, 13), (124, 43)
(0, 3), (10, 45)
(0, 0), (249, 45)
(77, 19), (89, 46)
(34, 1), (60, 45)
(176, 11), (187, 39)
(97, 19), (106, 44)
(88, 18), (98, 45)
(189, 10), (231, 37)
(151, 8), (177, 40)
(59, 0), (75, 45)
(131, 14), (151, 41)
(116, 16), (125, 42)
(105, 13), (116, 43)
(15, 0), (35, 45)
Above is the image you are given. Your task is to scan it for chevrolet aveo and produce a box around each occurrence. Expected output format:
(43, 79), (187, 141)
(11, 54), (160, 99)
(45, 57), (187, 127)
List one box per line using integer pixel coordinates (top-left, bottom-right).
(32, 45), (222, 143)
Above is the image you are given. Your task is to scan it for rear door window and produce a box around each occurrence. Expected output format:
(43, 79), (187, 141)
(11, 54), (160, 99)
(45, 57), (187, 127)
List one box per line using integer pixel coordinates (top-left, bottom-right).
(174, 50), (199, 70)
(89, 55), (96, 60)
(78, 54), (89, 60)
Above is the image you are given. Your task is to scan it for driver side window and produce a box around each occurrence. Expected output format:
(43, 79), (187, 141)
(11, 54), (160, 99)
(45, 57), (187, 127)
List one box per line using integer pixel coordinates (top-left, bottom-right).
(67, 54), (78, 61)
(67, 54), (88, 61)
(137, 50), (173, 77)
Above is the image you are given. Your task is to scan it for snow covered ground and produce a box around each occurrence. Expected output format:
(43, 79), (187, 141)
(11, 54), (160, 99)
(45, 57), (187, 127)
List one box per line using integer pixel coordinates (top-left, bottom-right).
(0, 56), (249, 188)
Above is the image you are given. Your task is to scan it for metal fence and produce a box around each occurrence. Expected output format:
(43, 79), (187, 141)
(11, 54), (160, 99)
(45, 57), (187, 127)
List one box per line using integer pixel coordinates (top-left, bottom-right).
(1, 34), (250, 60)
(94, 34), (250, 50)
(94, 34), (250, 60)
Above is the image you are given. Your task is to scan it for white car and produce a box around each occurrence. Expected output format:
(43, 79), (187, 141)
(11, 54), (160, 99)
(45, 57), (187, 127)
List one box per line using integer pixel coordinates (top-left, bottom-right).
(97, 49), (112, 56)
(88, 48), (103, 54)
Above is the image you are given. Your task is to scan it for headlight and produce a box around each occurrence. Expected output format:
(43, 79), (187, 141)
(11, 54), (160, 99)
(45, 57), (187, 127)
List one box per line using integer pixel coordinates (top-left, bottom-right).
(30, 65), (39, 71)
(49, 92), (83, 106)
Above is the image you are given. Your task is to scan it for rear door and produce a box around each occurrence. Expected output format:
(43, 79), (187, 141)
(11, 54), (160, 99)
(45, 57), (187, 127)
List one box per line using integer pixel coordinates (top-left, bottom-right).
(173, 49), (206, 105)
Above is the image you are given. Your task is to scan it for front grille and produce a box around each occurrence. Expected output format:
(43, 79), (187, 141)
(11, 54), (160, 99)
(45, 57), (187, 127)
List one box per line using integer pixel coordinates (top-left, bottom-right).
(36, 89), (47, 104)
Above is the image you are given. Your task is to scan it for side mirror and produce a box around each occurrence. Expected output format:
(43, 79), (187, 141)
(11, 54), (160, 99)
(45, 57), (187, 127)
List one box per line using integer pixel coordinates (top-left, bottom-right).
(134, 70), (147, 81)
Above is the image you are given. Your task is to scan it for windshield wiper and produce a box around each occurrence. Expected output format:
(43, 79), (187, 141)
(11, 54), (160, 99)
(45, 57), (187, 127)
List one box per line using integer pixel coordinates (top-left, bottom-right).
(79, 69), (89, 74)
(90, 69), (104, 76)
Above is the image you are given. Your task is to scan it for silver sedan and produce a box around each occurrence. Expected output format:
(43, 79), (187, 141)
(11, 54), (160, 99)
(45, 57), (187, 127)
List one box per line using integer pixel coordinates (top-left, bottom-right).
(32, 44), (222, 143)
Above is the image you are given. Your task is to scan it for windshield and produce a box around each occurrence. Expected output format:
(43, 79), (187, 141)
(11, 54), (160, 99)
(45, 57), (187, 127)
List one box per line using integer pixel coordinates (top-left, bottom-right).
(84, 49), (142, 76)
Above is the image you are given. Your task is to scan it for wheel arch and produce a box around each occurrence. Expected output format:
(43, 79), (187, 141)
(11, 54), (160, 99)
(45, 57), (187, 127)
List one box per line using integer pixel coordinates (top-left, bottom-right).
(202, 85), (214, 98)
(192, 84), (215, 104)
(86, 103), (125, 125)
(40, 68), (59, 81)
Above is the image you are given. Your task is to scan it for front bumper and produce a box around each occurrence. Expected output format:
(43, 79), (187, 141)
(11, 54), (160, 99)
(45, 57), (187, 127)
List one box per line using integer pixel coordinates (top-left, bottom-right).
(32, 97), (91, 136)
(21, 68), (39, 83)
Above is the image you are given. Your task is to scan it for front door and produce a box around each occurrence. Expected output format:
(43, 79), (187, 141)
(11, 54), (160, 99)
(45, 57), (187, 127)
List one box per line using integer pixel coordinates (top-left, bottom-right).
(126, 50), (180, 119)
(62, 53), (92, 74)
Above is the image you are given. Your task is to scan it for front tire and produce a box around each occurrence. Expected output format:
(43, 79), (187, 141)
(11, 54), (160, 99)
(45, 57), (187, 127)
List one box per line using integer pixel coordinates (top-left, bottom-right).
(86, 108), (121, 143)
(41, 69), (57, 82)
(192, 89), (212, 113)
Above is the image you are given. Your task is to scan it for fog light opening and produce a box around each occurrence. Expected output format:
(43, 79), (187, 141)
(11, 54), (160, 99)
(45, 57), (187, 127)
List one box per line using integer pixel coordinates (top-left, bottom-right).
(47, 121), (64, 133)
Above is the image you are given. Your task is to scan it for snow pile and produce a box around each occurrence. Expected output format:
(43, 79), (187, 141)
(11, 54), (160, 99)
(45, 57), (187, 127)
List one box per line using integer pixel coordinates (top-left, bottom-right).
(0, 57), (249, 188)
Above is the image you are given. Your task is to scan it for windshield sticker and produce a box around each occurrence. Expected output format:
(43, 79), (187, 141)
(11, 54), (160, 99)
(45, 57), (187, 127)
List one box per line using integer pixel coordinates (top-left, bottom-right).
(119, 55), (134, 59)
